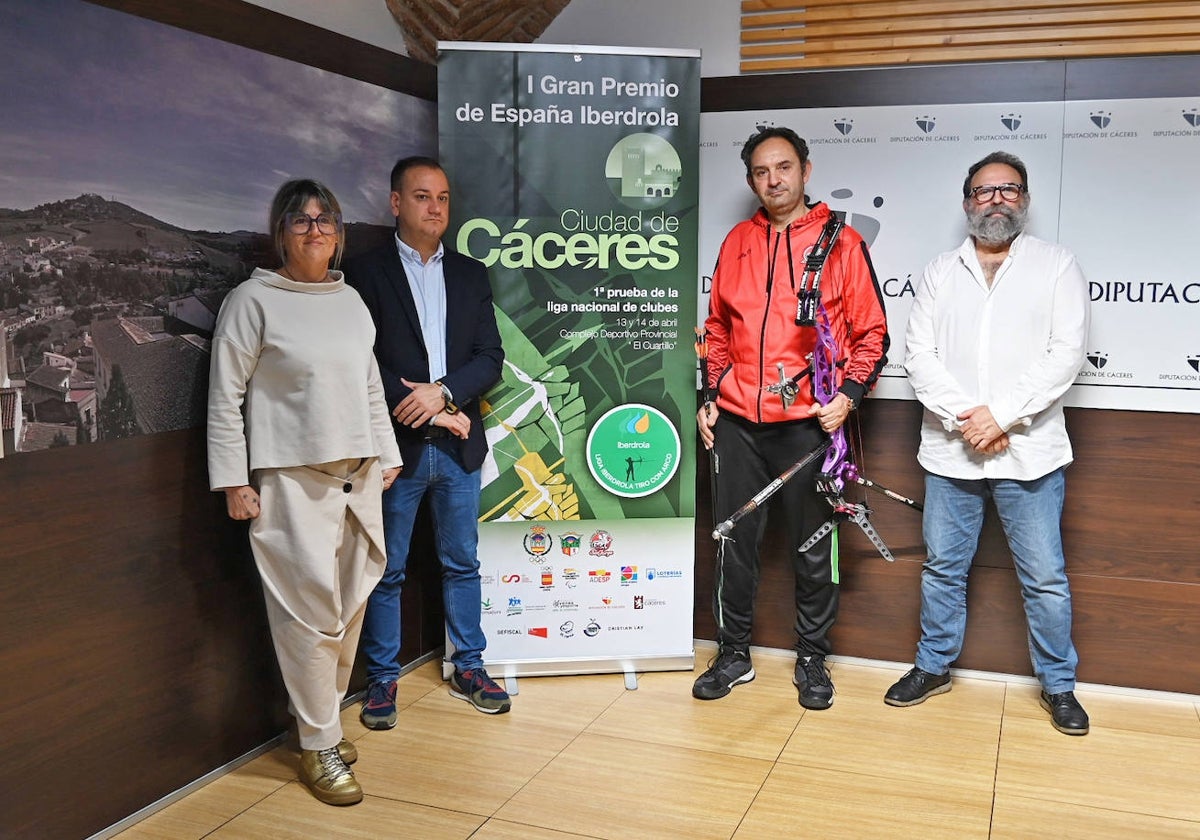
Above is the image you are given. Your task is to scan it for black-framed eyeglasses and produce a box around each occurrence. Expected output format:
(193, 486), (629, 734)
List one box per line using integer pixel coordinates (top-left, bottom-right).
(284, 211), (341, 235)
(967, 183), (1025, 203)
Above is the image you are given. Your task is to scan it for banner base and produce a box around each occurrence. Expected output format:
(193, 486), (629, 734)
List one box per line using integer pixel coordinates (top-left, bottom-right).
(440, 652), (694, 683)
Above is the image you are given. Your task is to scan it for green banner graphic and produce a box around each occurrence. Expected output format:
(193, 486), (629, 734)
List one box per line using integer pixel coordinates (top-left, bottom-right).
(439, 46), (700, 525)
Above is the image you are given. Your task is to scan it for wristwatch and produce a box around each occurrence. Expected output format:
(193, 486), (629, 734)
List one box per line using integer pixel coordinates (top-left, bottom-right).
(436, 380), (459, 415)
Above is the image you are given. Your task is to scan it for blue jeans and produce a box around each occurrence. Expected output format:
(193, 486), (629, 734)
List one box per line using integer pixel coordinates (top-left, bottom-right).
(915, 468), (1079, 694)
(360, 442), (486, 682)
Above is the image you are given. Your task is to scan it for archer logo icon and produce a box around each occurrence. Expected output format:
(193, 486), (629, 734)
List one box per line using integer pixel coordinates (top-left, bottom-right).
(1086, 352), (1108, 370)
(1187, 356), (1200, 373)
(827, 188), (885, 248)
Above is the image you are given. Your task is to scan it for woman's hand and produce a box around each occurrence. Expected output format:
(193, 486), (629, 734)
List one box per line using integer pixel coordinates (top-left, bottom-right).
(223, 485), (260, 520)
(382, 467), (401, 490)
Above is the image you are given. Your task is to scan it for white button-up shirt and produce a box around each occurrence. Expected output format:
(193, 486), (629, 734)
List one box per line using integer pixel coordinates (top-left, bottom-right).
(904, 233), (1090, 481)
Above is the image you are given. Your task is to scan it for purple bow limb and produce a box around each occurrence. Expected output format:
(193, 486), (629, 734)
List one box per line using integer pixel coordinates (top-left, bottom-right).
(812, 305), (847, 494)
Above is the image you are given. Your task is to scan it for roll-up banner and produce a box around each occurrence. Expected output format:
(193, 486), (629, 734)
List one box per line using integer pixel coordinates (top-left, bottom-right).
(438, 43), (701, 680)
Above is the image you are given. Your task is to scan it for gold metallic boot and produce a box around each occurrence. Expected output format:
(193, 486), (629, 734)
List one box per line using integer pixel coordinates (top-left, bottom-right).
(299, 746), (363, 806)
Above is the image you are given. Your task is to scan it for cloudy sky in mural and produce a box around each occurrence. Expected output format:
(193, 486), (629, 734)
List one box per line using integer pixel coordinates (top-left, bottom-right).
(0, 0), (435, 232)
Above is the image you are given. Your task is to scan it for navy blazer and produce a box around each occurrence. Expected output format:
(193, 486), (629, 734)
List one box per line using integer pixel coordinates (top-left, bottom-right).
(343, 242), (503, 473)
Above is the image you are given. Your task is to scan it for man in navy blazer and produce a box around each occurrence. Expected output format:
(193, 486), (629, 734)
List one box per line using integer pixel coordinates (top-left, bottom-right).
(344, 156), (509, 723)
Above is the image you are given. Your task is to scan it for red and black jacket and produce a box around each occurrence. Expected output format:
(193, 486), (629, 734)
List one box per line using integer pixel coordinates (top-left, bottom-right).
(705, 202), (889, 424)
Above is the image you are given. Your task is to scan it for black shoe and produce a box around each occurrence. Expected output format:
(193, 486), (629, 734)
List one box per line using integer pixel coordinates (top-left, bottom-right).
(884, 666), (952, 707)
(794, 654), (834, 710)
(692, 648), (755, 700)
(1040, 690), (1089, 735)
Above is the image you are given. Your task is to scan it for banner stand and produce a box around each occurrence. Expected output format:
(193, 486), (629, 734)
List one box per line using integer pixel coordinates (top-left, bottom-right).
(438, 42), (701, 681)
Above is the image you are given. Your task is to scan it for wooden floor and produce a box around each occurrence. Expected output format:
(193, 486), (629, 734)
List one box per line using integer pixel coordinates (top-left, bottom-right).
(114, 645), (1200, 840)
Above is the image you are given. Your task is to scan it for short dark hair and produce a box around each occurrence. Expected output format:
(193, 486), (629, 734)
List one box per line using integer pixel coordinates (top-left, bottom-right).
(268, 178), (344, 269)
(740, 127), (809, 177)
(963, 151), (1029, 198)
(390, 155), (445, 193)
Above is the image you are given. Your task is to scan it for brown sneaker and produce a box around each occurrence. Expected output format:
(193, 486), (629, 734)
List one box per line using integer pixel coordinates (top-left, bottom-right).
(299, 746), (363, 806)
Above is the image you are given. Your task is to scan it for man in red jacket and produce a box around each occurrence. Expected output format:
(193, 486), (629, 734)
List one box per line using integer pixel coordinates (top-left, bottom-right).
(695, 127), (888, 709)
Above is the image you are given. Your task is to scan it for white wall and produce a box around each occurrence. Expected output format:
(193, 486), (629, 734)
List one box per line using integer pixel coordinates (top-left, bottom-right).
(241, 0), (409, 55)
(538, 0), (740, 77)
(242, 0), (742, 76)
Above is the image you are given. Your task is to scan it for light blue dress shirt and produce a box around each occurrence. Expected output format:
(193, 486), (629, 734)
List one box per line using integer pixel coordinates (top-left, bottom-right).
(395, 234), (448, 385)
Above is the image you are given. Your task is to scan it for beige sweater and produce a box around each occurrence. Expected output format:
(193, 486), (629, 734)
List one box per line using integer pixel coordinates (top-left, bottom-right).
(207, 268), (401, 489)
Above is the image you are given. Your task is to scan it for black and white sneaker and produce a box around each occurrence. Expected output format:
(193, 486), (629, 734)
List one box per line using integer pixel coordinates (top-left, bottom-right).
(794, 654), (834, 710)
(692, 648), (755, 700)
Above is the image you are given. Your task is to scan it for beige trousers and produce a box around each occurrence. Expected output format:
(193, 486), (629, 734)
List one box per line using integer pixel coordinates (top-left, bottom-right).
(249, 458), (387, 750)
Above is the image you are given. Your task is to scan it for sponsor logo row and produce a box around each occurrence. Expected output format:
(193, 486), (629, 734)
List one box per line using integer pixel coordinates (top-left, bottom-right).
(524, 525), (615, 557)
(493, 616), (654, 640)
(487, 565), (684, 588)
(751, 109), (1200, 146)
(483, 593), (671, 618)
(1080, 351), (1200, 385)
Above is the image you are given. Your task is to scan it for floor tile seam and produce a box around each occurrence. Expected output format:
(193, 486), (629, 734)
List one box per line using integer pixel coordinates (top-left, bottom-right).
(835, 703), (1009, 726)
(350, 792), (494, 825)
(472, 816), (607, 840)
(991, 790), (1200, 825)
(731, 753), (787, 840)
(396, 685), (445, 712)
(582, 676), (651, 728)
(359, 788), (496, 819)
(392, 682), (463, 714)
(480, 723), (599, 821)
(188, 773), (295, 838)
(207, 779), (314, 831)
(573, 725), (786, 766)
(987, 682), (1007, 839)
(773, 707), (807, 764)
(768, 754), (1001, 793)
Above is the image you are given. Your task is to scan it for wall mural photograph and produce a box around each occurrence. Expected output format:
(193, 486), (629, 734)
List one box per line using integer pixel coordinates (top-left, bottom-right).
(0, 0), (435, 457)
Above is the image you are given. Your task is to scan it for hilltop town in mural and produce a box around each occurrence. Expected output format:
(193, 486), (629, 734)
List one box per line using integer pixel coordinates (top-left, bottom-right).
(0, 195), (396, 457)
(0, 0), (437, 459)
(0, 193), (264, 455)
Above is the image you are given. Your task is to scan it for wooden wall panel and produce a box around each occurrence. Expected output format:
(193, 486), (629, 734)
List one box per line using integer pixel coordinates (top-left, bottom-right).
(741, 0), (1200, 71)
(1, 429), (444, 840)
(2, 432), (283, 840)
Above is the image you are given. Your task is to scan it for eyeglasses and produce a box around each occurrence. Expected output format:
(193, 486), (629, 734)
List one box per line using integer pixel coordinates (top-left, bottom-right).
(967, 183), (1025, 203)
(284, 211), (341, 235)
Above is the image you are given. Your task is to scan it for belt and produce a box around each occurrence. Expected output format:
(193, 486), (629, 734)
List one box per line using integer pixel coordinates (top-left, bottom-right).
(423, 425), (452, 441)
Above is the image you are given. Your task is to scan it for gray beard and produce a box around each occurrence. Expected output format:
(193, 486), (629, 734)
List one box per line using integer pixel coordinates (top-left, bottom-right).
(967, 203), (1027, 245)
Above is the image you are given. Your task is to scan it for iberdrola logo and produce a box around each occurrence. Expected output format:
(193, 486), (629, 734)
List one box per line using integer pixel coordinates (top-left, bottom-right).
(585, 403), (681, 498)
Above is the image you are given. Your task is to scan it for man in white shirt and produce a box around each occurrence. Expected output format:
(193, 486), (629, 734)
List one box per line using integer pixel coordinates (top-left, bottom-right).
(883, 151), (1091, 735)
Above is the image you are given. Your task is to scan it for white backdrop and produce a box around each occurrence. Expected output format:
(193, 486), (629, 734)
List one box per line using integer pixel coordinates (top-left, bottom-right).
(699, 97), (1200, 412)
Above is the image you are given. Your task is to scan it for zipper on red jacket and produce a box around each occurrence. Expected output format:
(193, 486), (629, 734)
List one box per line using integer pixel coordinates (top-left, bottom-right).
(757, 225), (785, 423)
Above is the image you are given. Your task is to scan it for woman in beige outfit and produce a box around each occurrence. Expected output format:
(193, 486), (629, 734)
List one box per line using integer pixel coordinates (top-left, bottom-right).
(207, 179), (401, 805)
